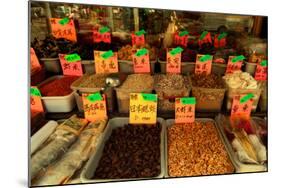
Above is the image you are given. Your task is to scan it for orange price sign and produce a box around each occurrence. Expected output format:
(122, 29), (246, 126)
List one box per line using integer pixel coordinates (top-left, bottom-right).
(82, 93), (107, 122)
(93, 26), (111, 43)
(59, 54), (83, 76)
(231, 93), (254, 119)
(255, 60), (267, 81)
(175, 97), (196, 124)
(129, 93), (157, 124)
(166, 47), (183, 73)
(225, 55), (244, 74)
(30, 48), (41, 73)
(94, 50), (118, 73)
(132, 48), (150, 73)
(174, 31), (189, 47)
(195, 54), (213, 75)
(132, 29), (146, 46)
(30, 87), (44, 113)
(49, 18), (77, 42)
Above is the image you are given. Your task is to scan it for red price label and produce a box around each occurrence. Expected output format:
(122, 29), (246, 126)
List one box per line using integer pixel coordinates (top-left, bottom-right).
(93, 28), (111, 43)
(231, 94), (254, 119)
(214, 33), (227, 48)
(198, 31), (212, 47)
(30, 48), (41, 73)
(82, 93), (107, 122)
(174, 32), (188, 47)
(30, 87), (44, 113)
(132, 49), (150, 73)
(226, 56), (243, 74)
(166, 48), (182, 73)
(49, 18), (77, 42)
(59, 54), (83, 76)
(175, 97), (196, 124)
(195, 54), (213, 75)
(132, 33), (145, 46)
(255, 61), (267, 81)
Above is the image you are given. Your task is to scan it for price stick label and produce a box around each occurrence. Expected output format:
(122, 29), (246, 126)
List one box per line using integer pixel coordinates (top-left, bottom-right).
(226, 55), (245, 74)
(214, 32), (227, 48)
(93, 26), (111, 43)
(132, 48), (150, 73)
(30, 48), (41, 73)
(94, 50), (118, 73)
(30, 87), (44, 113)
(166, 47), (183, 73)
(255, 60), (267, 81)
(49, 18), (77, 42)
(174, 30), (189, 47)
(59, 54), (83, 76)
(129, 93), (157, 124)
(82, 93), (107, 122)
(198, 31), (212, 47)
(195, 54), (213, 75)
(175, 97), (196, 124)
(231, 93), (254, 119)
(132, 29), (146, 46)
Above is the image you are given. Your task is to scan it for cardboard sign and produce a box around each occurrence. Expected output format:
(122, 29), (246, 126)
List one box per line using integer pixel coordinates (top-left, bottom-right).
(30, 48), (41, 73)
(129, 93), (157, 124)
(94, 50), (118, 73)
(255, 60), (267, 81)
(226, 55), (244, 74)
(82, 93), (107, 122)
(231, 93), (254, 119)
(166, 47), (183, 73)
(132, 48), (150, 73)
(214, 32), (227, 48)
(198, 31), (212, 47)
(195, 54), (213, 75)
(30, 87), (44, 113)
(93, 26), (111, 43)
(175, 97), (196, 124)
(59, 54), (83, 76)
(49, 18), (77, 42)
(132, 29), (146, 46)
(174, 31), (189, 47)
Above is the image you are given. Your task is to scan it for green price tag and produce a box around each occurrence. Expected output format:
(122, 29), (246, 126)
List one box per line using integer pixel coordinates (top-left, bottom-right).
(240, 93), (254, 104)
(232, 55), (245, 63)
(199, 54), (212, 62)
(180, 97), (196, 105)
(135, 29), (146, 36)
(30, 87), (41, 97)
(59, 18), (70, 25)
(218, 32), (227, 40)
(136, 48), (148, 57)
(179, 30), (189, 37)
(99, 26), (110, 34)
(64, 53), (81, 62)
(169, 47), (183, 56)
(101, 50), (114, 59)
(200, 31), (208, 40)
(260, 60), (267, 67)
(87, 93), (103, 102)
(142, 93), (157, 102)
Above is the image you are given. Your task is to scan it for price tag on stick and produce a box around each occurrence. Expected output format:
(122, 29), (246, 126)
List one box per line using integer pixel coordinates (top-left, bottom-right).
(94, 50), (119, 73)
(93, 26), (111, 43)
(129, 93), (157, 124)
(175, 97), (196, 124)
(49, 18), (77, 42)
(30, 87), (44, 113)
(231, 93), (254, 119)
(226, 55), (244, 74)
(82, 93), (107, 122)
(195, 54), (213, 75)
(166, 47), (183, 73)
(132, 29), (146, 46)
(132, 48), (150, 73)
(255, 60), (267, 81)
(174, 31), (189, 47)
(59, 54), (83, 76)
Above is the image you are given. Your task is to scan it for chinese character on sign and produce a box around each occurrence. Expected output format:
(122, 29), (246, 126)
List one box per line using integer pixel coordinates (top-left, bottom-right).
(49, 18), (77, 42)
(174, 31), (189, 47)
(82, 93), (107, 122)
(94, 50), (118, 73)
(132, 48), (150, 73)
(59, 54), (83, 76)
(231, 94), (254, 119)
(255, 60), (267, 81)
(175, 97), (196, 124)
(93, 26), (111, 43)
(166, 47), (183, 73)
(195, 54), (212, 75)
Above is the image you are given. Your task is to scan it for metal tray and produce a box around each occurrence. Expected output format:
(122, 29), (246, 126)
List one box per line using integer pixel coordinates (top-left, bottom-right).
(81, 117), (166, 183)
(165, 118), (238, 178)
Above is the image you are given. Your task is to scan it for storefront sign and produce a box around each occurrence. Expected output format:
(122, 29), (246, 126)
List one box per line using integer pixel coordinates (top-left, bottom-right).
(59, 54), (83, 76)
(132, 48), (150, 73)
(175, 97), (196, 124)
(231, 93), (254, 119)
(174, 31), (189, 47)
(195, 54), (213, 75)
(49, 18), (77, 42)
(93, 26), (111, 43)
(94, 50), (118, 73)
(225, 55), (244, 74)
(166, 47), (183, 73)
(82, 92), (107, 122)
(132, 29), (146, 46)
(214, 32), (227, 48)
(255, 60), (267, 81)
(30, 87), (44, 112)
(129, 93), (157, 124)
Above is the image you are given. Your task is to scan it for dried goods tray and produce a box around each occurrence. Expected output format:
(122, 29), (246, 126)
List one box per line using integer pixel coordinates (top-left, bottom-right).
(81, 117), (166, 183)
(214, 114), (267, 173)
(164, 118), (238, 178)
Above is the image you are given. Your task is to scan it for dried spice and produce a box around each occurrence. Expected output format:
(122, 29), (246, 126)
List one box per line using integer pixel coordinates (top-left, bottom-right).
(118, 44), (157, 61)
(190, 73), (224, 89)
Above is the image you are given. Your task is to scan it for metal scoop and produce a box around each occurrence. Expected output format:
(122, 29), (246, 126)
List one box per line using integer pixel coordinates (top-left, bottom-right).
(101, 74), (121, 93)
